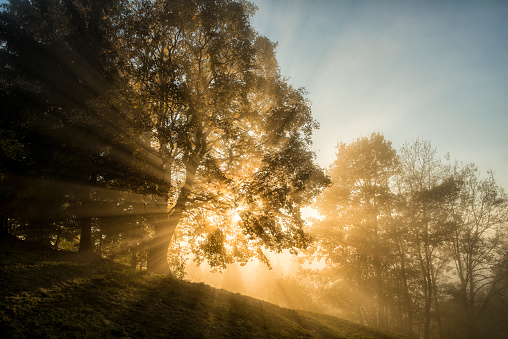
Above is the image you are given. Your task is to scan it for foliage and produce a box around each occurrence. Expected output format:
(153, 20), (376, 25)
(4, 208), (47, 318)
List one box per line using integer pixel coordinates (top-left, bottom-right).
(441, 164), (508, 338)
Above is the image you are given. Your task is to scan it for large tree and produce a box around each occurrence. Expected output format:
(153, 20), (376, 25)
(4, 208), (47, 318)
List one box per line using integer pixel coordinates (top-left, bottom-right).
(115, 0), (329, 273)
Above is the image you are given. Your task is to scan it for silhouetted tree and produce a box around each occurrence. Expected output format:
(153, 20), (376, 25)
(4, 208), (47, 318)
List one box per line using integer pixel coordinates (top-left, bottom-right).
(0, 0), (165, 250)
(444, 164), (508, 339)
(481, 250), (508, 339)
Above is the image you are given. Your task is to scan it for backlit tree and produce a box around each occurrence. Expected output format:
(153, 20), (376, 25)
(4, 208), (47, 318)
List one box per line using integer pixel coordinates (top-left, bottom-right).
(116, 0), (329, 273)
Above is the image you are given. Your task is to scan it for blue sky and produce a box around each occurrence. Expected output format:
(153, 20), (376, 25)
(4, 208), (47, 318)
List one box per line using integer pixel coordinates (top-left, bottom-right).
(251, 0), (508, 189)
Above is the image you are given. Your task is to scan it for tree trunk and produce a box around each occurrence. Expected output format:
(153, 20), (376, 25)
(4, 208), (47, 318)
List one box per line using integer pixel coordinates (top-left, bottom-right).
(357, 304), (365, 325)
(147, 221), (176, 274)
(431, 268), (444, 339)
(465, 277), (478, 339)
(417, 236), (432, 339)
(371, 201), (386, 329)
(0, 214), (8, 237)
(374, 241), (386, 328)
(54, 226), (61, 250)
(26, 223), (38, 243)
(79, 217), (93, 252)
(398, 245), (414, 336)
(147, 158), (199, 274)
(374, 252), (386, 328)
(130, 245), (138, 270)
(79, 174), (96, 253)
(38, 224), (52, 247)
(423, 276), (432, 339)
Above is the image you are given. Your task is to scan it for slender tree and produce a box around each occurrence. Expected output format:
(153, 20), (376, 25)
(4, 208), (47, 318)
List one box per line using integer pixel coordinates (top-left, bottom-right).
(312, 133), (398, 328)
(396, 139), (460, 339)
(481, 251), (508, 339)
(445, 164), (508, 338)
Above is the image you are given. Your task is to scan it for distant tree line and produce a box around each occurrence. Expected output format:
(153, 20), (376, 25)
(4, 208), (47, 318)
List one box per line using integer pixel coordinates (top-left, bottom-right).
(310, 133), (508, 339)
(0, 0), (329, 273)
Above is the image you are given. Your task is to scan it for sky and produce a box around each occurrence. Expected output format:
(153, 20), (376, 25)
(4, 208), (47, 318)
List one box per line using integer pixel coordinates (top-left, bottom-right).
(251, 0), (508, 190)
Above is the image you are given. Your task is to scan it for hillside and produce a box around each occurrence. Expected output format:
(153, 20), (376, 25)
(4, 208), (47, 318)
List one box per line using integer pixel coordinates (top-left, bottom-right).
(0, 238), (407, 338)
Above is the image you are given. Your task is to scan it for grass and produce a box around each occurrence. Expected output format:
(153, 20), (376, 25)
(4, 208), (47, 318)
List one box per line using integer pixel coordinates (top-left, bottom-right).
(0, 237), (408, 338)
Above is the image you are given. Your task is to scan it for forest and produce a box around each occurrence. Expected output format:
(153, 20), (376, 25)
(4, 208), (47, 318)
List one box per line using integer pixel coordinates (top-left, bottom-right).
(1, 1), (507, 338)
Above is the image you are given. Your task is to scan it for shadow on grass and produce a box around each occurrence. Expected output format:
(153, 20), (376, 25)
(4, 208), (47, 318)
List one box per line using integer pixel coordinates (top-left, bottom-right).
(109, 276), (315, 338)
(0, 238), (408, 338)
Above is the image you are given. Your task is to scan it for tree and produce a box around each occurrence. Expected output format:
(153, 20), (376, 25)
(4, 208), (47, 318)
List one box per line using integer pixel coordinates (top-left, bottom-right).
(481, 250), (508, 339)
(312, 132), (398, 328)
(396, 139), (461, 339)
(305, 134), (507, 337)
(445, 164), (508, 339)
(0, 0), (165, 250)
(0, 0), (122, 246)
(114, 0), (329, 273)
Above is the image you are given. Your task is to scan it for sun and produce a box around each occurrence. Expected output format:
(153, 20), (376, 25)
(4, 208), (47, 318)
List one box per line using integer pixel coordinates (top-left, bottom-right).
(232, 208), (242, 223)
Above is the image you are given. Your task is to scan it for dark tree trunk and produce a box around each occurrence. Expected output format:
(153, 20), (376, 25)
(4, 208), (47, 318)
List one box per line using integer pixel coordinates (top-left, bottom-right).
(399, 247), (414, 336)
(416, 237), (432, 339)
(79, 173), (97, 253)
(38, 224), (52, 247)
(147, 221), (176, 274)
(24, 220), (38, 243)
(130, 245), (138, 270)
(54, 226), (61, 249)
(466, 273), (478, 339)
(0, 214), (8, 237)
(79, 217), (93, 252)
(374, 236), (386, 328)
(431, 270), (444, 339)
(146, 201), (185, 274)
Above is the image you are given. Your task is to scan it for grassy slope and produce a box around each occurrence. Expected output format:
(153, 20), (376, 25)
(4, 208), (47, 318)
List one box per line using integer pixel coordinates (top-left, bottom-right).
(0, 238), (408, 338)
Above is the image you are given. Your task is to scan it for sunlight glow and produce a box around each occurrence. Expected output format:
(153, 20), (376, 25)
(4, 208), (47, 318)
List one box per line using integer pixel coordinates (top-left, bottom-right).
(232, 209), (242, 222)
(301, 206), (320, 220)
